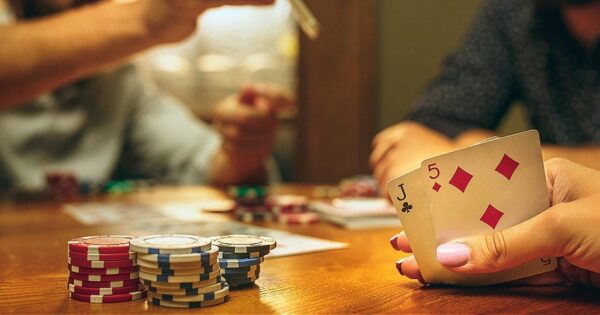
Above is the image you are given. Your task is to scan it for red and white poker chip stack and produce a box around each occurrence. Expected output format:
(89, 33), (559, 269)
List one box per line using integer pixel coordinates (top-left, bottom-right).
(266, 195), (320, 225)
(67, 236), (146, 303)
(46, 171), (80, 202)
(338, 175), (379, 197)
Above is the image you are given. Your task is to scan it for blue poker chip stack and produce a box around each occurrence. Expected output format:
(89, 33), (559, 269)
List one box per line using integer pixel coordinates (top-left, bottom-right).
(210, 235), (277, 288)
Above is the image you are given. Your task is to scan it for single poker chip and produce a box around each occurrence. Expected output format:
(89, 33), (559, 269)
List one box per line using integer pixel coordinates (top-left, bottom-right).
(218, 257), (264, 268)
(148, 283), (229, 302)
(139, 269), (220, 283)
(141, 276), (223, 290)
(278, 212), (320, 224)
(149, 296), (227, 309)
(68, 235), (133, 254)
(68, 271), (139, 282)
(68, 257), (135, 268)
(210, 235), (276, 253)
(225, 277), (256, 287)
(148, 282), (226, 296)
(139, 264), (217, 276)
(130, 235), (212, 255)
(218, 251), (269, 259)
(68, 264), (138, 275)
(68, 284), (141, 295)
(136, 257), (217, 270)
(68, 250), (136, 261)
(221, 270), (259, 280)
(220, 265), (260, 274)
(69, 290), (146, 303)
(68, 278), (139, 288)
(137, 245), (219, 264)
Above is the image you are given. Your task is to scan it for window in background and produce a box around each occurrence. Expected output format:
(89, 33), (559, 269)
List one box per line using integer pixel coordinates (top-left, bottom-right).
(135, 0), (299, 181)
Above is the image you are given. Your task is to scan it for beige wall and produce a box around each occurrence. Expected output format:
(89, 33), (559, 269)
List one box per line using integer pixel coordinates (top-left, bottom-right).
(376, 0), (530, 135)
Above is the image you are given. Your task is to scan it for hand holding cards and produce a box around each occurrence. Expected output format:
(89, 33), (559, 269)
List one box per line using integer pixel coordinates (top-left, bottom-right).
(387, 130), (557, 286)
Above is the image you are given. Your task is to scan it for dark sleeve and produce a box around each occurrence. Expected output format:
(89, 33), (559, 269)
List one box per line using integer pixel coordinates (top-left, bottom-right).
(408, 0), (518, 138)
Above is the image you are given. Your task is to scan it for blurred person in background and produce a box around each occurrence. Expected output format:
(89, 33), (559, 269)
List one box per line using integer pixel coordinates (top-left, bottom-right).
(0, 0), (294, 190)
(371, 0), (600, 191)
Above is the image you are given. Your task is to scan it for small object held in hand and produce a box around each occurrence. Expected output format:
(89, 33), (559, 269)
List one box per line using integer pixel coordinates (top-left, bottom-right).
(289, 0), (321, 40)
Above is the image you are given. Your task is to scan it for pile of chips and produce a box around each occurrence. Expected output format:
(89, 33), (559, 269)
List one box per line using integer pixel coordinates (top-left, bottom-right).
(67, 236), (146, 303)
(211, 235), (277, 288)
(132, 235), (230, 309)
(47, 171), (79, 202)
(338, 175), (379, 197)
(229, 186), (319, 225)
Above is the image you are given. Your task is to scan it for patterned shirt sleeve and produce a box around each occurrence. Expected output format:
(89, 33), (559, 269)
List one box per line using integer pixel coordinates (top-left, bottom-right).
(409, 0), (518, 138)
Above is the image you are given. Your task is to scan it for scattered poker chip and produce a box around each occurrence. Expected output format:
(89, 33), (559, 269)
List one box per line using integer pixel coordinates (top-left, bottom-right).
(141, 276), (223, 290)
(149, 296), (227, 308)
(218, 251), (269, 259)
(130, 235), (212, 255)
(139, 269), (220, 283)
(68, 250), (136, 261)
(210, 235), (276, 253)
(139, 264), (217, 276)
(147, 282), (226, 296)
(68, 278), (139, 288)
(68, 271), (139, 282)
(68, 284), (141, 295)
(68, 235), (133, 254)
(136, 257), (217, 270)
(69, 290), (147, 303)
(137, 245), (219, 264)
(221, 270), (260, 280)
(278, 212), (320, 224)
(148, 283), (229, 302)
(68, 257), (135, 268)
(220, 265), (259, 274)
(68, 264), (138, 275)
(218, 257), (264, 268)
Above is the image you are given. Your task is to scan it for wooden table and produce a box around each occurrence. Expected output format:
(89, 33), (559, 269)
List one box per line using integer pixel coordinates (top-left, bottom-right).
(1, 185), (598, 314)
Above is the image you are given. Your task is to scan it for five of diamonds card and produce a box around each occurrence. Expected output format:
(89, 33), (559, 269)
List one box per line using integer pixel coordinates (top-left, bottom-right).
(387, 130), (557, 286)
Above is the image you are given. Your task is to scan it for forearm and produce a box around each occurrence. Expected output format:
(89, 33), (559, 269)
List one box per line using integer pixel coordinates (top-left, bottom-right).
(0, 1), (157, 109)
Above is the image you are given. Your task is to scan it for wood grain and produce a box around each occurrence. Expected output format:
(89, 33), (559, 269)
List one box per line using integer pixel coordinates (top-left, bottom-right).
(1, 185), (599, 314)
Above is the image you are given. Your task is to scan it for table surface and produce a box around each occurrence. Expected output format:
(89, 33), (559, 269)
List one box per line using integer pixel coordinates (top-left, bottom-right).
(1, 185), (599, 314)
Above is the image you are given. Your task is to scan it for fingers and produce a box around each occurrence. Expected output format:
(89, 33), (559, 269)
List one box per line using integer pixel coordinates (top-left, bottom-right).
(435, 209), (561, 273)
(390, 231), (412, 253)
(200, 0), (274, 10)
(396, 256), (425, 283)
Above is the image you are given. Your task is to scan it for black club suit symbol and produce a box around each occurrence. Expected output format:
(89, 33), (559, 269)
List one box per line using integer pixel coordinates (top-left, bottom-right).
(401, 202), (413, 213)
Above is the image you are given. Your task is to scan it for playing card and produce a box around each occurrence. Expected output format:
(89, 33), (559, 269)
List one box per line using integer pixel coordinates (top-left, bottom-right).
(421, 130), (556, 284)
(387, 169), (454, 283)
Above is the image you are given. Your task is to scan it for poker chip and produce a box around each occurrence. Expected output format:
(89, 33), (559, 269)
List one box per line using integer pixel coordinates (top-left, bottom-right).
(218, 251), (269, 259)
(210, 235), (276, 253)
(225, 277), (258, 287)
(68, 271), (139, 282)
(149, 296), (227, 308)
(277, 212), (320, 224)
(228, 186), (268, 199)
(130, 235), (212, 255)
(68, 235), (133, 254)
(69, 290), (147, 303)
(147, 283), (229, 302)
(266, 195), (309, 214)
(139, 264), (218, 276)
(220, 265), (259, 274)
(68, 250), (136, 261)
(68, 278), (139, 288)
(68, 264), (138, 275)
(137, 245), (219, 264)
(136, 257), (217, 270)
(222, 270), (260, 279)
(68, 284), (142, 295)
(141, 276), (223, 290)
(68, 257), (135, 268)
(147, 282), (226, 296)
(139, 269), (220, 283)
(218, 257), (264, 268)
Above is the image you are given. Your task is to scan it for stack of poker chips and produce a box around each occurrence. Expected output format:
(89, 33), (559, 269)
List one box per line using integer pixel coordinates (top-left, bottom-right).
(266, 195), (320, 225)
(67, 236), (146, 303)
(229, 186), (273, 222)
(211, 235), (277, 288)
(338, 175), (379, 197)
(131, 235), (229, 309)
(47, 171), (80, 202)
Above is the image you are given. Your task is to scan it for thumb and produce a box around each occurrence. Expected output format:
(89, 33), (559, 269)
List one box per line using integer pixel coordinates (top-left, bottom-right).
(435, 209), (560, 273)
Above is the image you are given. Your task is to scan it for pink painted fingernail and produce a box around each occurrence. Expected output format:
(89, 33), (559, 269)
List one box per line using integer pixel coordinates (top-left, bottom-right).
(389, 235), (400, 251)
(436, 243), (470, 267)
(395, 258), (405, 276)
